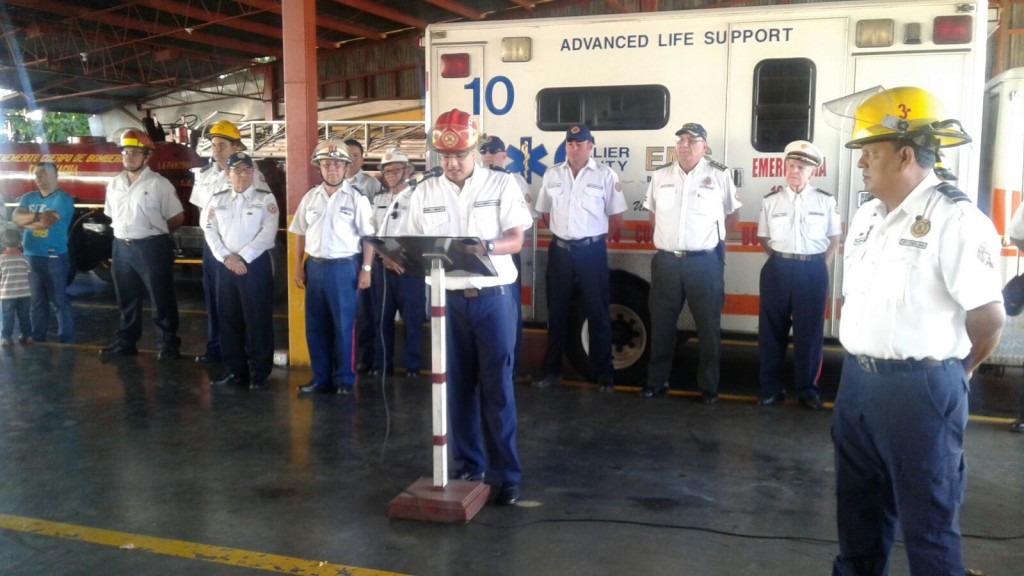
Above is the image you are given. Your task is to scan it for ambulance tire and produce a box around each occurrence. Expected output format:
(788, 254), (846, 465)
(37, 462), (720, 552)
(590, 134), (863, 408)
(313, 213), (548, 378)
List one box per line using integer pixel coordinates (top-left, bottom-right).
(566, 273), (651, 386)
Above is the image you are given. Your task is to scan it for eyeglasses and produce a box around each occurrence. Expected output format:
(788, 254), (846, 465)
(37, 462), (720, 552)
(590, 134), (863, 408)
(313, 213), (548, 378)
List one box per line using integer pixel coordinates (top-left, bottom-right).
(438, 150), (472, 161)
(121, 149), (145, 157)
(676, 137), (705, 146)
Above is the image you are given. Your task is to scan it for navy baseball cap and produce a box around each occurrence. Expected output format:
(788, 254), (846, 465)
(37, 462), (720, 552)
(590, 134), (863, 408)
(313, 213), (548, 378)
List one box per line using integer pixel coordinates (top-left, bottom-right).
(479, 135), (506, 154)
(227, 151), (254, 169)
(674, 123), (708, 140)
(565, 124), (594, 143)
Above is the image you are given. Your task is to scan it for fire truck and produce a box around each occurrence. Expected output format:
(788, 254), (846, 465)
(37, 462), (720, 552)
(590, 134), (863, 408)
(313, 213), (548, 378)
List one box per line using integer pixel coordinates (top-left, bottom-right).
(425, 0), (990, 382)
(0, 136), (203, 281)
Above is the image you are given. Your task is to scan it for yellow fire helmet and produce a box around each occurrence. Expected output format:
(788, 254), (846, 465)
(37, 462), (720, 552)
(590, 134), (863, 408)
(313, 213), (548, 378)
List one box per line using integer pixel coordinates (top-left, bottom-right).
(310, 139), (352, 166)
(823, 86), (971, 149)
(207, 120), (246, 150)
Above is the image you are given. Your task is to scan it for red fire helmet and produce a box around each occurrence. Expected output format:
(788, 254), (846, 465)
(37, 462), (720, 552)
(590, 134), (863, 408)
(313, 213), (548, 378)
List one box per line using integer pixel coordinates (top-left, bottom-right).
(118, 129), (154, 151)
(430, 108), (480, 153)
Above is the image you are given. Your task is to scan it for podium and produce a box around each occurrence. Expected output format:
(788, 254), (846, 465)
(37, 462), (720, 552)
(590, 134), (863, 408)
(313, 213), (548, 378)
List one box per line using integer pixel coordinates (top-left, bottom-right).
(367, 236), (497, 523)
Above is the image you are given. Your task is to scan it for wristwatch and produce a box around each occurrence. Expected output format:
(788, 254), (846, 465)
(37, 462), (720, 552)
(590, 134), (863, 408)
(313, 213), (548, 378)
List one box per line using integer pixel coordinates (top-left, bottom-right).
(485, 240), (495, 254)
(361, 264), (372, 272)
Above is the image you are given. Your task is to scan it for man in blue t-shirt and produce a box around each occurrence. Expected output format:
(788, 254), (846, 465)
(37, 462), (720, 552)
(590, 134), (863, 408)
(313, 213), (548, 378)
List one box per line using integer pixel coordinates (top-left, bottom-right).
(12, 162), (76, 342)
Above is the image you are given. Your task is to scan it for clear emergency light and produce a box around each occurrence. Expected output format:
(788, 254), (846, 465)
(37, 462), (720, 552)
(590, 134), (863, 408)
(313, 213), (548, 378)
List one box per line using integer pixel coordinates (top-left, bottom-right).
(501, 37), (531, 62)
(441, 53), (470, 78)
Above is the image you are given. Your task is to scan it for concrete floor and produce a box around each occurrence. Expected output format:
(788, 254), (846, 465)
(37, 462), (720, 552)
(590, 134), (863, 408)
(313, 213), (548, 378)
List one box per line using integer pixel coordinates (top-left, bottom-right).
(0, 271), (1022, 576)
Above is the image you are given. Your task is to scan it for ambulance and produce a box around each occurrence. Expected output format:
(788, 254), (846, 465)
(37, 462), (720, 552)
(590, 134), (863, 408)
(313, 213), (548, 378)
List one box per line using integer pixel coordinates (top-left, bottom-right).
(424, 0), (989, 382)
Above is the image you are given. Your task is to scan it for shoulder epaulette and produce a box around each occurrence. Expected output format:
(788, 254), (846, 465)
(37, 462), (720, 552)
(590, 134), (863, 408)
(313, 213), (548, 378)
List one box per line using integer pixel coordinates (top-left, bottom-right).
(255, 188), (272, 196)
(706, 157), (728, 171)
(936, 182), (970, 203)
(815, 188), (833, 198)
(488, 164), (510, 174)
(212, 188), (231, 196)
(199, 163), (214, 174)
(653, 162), (674, 171)
(763, 190), (779, 198)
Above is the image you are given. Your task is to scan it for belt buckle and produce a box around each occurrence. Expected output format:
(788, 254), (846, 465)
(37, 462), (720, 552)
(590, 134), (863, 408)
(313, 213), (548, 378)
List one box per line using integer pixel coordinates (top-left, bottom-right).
(672, 250), (684, 257)
(857, 356), (877, 373)
(464, 288), (479, 298)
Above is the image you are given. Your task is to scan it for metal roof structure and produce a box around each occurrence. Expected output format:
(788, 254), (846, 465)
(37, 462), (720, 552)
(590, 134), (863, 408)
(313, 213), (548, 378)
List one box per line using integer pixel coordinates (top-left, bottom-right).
(0, 0), (830, 116)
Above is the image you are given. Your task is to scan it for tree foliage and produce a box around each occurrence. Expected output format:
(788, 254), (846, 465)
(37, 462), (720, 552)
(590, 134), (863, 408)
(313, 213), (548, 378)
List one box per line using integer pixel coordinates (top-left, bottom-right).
(1, 109), (91, 143)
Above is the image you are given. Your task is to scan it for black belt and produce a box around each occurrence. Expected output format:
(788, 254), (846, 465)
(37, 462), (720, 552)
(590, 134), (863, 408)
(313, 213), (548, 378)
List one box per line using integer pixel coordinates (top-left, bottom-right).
(552, 234), (604, 250)
(307, 255), (353, 265)
(661, 249), (715, 258)
(447, 284), (508, 298)
(850, 354), (961, 374)
(772, 251), (825, 261)
(115, 235), (166, 246)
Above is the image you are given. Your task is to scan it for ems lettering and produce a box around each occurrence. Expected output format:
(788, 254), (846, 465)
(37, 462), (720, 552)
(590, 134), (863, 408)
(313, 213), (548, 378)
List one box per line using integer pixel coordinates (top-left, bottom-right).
(704, 27), (793, 44)
(560, 34), (650, 51)
(657, 32), (694, 47)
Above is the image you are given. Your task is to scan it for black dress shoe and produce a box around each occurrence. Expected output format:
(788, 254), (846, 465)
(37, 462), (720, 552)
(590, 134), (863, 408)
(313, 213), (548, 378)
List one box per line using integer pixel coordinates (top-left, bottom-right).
(1010, 418), (1024, 433)
(249, 377), (266, 390)
(532, 374), (561, 388)
(701, 391), (720, 405)
(758, 392), (786, 407)
(337, 385), (353, 395)
(800, 395), (824, 411)
(641, 383), (668, 398)
(597, 375), (615, 393)
(356, 362), (371, 374)
(495, 482), (520, 506)
(99, 344), (137, 360)
(212, 372), (248, 387)
(298, 382), (337, 394)
(454, 471), (485, 482)
(158, 349), (180, 361)
(195, 353), (221, 364)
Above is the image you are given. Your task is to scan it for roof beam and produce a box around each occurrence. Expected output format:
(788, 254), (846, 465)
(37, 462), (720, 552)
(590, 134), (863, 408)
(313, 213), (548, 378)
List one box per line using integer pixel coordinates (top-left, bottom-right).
(423, 0), (486, 21)
(235, 0), (386, 41)
(330, 0), (429, 30)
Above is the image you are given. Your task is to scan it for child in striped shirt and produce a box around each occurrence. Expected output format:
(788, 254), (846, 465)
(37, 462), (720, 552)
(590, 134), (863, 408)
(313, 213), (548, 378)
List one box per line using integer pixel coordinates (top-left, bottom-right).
(0, 228), (32, 346)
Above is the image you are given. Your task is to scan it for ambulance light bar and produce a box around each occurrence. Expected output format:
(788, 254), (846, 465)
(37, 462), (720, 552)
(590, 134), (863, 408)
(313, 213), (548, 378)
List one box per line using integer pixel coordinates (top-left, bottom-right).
(856, 19), (894, 48)
(856, 14), (973, 48)
(933, 15), (973, 44)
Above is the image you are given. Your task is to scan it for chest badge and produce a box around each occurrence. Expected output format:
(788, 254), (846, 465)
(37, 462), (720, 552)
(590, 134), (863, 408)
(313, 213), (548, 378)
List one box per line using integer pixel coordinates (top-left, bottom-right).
(910, 216), (931, 238)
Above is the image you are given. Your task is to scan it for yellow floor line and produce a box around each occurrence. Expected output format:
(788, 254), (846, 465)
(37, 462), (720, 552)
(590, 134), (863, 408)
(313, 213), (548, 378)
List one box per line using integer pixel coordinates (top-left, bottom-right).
(0, 514), (408, 576)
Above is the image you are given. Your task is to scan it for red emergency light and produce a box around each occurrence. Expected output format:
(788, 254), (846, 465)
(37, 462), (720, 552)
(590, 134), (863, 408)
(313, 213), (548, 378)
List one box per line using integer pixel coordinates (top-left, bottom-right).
(933, 15), (972, 45)
(441, 53), (470, 78)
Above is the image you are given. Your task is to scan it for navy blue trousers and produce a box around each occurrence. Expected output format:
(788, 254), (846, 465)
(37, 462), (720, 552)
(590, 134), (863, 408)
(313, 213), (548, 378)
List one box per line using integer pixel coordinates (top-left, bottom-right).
(216, 251), (274, 381)
(304, 257), (357, 388)
(371, 261), (426, 373)
(541, 239), (613, 380)
(758, 256), (828, 400)
(647, 249), (724, 392)
(446, 285), (521, 484)
(111, 235), (180, 353)
(200, 242), (222, 359)
(832, 355), (968, 576)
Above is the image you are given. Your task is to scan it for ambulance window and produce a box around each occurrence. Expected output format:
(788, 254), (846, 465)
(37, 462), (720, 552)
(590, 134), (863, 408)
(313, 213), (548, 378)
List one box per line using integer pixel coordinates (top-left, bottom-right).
(751, 58), (815, 152)
(536, 85), (669, 131)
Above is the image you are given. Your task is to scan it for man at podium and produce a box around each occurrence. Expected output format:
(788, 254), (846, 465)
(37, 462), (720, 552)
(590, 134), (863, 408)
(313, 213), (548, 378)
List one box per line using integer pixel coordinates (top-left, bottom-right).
(397, 109), (533, 506)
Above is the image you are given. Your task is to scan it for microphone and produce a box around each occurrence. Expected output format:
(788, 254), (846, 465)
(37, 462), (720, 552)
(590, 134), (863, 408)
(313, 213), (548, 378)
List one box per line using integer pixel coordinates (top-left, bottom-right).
(403, 166), (443, 188)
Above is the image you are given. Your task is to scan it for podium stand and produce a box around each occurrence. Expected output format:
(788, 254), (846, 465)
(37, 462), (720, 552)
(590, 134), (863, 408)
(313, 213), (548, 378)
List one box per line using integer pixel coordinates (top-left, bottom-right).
(367, 236), (497, 523)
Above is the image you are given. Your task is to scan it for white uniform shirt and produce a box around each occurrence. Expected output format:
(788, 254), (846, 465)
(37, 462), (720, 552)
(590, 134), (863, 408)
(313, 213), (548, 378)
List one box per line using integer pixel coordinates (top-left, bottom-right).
(289, 182), (374, 259)
(372, 186), (413, 237)
(347, 170), (382, 201)
(643, 157), (740, 251)
(840, 174), (1003, 360)
(398, 167), (533, 290)
(104, 166), (184, 240)
(535, 157), (625, 239)
(758, 185), (842, 254)
(203, 185), (278, 263)
(191, 161), (267, 209)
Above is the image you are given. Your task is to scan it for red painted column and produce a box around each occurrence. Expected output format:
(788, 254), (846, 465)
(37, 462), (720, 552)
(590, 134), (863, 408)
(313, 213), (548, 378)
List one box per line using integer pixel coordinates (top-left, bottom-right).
(282, 0), (319, 366)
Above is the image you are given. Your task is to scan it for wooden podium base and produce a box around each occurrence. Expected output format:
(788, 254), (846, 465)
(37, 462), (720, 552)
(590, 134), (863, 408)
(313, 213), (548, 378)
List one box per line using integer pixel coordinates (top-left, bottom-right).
(387, 478), (491, 524)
